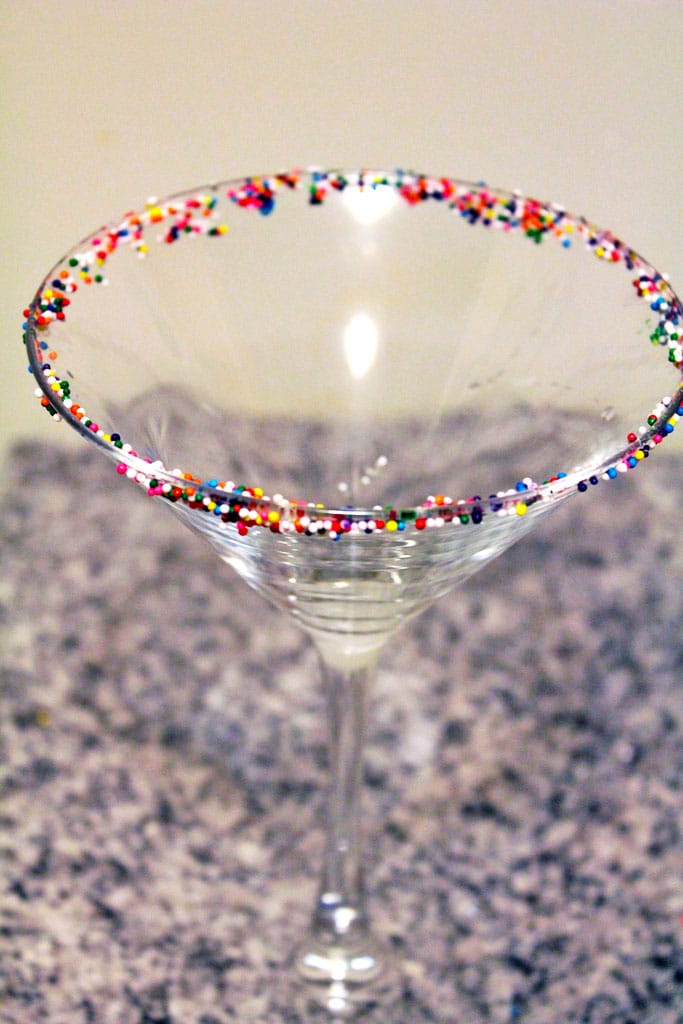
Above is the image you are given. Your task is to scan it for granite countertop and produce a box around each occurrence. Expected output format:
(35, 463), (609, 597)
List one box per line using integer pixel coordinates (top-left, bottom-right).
(1, 442), (681, 1024)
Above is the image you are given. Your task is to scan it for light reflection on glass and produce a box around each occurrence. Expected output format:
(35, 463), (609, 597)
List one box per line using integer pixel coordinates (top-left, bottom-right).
(343, 313), (379, 380)
(342, 184), (398, 225)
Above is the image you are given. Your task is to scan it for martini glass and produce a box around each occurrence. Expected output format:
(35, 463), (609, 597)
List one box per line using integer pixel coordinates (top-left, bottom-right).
(23, 169), (683, 1018)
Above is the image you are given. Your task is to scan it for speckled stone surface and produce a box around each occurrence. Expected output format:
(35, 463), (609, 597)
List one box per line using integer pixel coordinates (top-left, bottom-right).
(1, 442), (682, 1024)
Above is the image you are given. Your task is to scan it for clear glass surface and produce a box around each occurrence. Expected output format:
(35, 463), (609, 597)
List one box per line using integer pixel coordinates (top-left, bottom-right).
(23, 169), (683, 1017)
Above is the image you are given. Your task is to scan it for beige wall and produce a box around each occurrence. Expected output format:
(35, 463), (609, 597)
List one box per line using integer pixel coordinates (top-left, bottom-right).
(2, 0), (682, 466)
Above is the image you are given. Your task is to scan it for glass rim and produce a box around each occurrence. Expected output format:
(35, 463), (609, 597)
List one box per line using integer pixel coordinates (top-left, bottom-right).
(23, 167), (683, 538)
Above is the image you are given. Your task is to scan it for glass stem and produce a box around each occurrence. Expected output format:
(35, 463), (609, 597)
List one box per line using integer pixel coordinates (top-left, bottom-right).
(291, 638), (403, 1012)
(310, 642), (379, 946)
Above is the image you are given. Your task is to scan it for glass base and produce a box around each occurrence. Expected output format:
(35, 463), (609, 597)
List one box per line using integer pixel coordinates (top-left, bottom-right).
(290, 930), (403, 1019)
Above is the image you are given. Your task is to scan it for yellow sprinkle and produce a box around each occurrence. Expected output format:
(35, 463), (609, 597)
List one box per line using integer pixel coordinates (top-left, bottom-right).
(253, 487), (264, 498)
(386, 520), (398, 532)
(635, 450), (645, 461)
(267, 510), (279, 523)
(515, 501), (528, 516)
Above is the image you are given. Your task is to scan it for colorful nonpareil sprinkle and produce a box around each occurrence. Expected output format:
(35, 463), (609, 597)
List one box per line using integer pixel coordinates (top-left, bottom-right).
(23, 169), (683, 539)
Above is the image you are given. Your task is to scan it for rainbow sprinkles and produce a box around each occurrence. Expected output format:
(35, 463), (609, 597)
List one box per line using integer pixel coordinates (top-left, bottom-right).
(24, 169), (683, 540)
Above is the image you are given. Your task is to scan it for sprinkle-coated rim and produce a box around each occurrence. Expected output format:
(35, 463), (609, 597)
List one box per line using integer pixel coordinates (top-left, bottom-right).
(23, 168), (683, 540)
